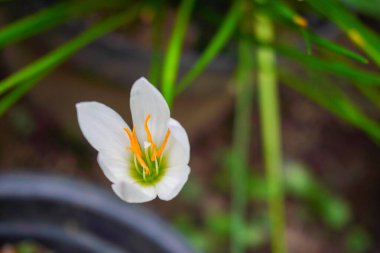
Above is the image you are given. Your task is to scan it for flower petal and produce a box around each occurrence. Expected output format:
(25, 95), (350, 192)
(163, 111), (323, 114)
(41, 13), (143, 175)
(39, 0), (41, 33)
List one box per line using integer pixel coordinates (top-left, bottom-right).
(76, 102), (130, 156)
(97, 151), (132, 183)
(165, 118), (190, 167)
(112, 181), (157, 203)
(130, 77), (170, 146)
(168, 118), (190, 153)
(155, 165), (190, 201)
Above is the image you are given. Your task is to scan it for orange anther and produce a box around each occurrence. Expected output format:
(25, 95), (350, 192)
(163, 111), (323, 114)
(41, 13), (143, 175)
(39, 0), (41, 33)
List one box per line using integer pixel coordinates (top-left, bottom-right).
(144, 114), (158, 161)
(124, 127), (149, 173)
(124, 114), (170, 174)
(156, 129), (170, 158)
(144, 114), (154, 144)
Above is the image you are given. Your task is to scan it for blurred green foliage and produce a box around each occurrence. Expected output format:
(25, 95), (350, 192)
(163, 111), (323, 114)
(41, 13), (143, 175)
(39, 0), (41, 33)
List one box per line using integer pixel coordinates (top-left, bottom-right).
(3, 240), (55, 253)
(177, 160), (370, 252)
(285, 162), (351, 230)
(345, 226), (372, 253)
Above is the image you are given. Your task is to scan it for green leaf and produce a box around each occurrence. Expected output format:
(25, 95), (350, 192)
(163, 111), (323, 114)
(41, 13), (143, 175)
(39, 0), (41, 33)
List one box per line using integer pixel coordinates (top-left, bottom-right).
(278, 45), (380, 85)
(0, 70), (47, 116)
(263, 0), (368, 63)
(307, 31), (368, 64)
(148, 2), (166, 86)
(0, 6), (140, 96)
(176, 0), (243, 94)
(280, 70), (380, 142)
(341, 0), (380, 19)
(239, 33), (375, 84)
(0, 0), (123, 48)
(307, 0), (380, 67)
(301, 29), (312, 55)
(161, 0), (195, 107)
(355, 85), (380, 111)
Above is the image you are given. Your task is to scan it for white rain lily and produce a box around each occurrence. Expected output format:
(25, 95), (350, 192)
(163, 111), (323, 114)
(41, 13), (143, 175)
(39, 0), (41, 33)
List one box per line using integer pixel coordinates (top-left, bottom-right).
(76, 77), (190, 203)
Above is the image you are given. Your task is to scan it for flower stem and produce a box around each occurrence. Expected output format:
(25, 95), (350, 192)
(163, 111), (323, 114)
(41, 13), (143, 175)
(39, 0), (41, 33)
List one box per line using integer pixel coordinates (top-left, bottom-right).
(231, 8), (255, 253)
(255, 12), (287, 253)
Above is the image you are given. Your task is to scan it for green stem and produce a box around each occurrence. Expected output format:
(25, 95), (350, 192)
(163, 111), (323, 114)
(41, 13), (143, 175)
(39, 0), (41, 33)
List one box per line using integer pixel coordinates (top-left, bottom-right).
(255, 12), (286, 253)
(230, 26), (255, 253)
(0, 6), (140, 95)
(161, 0), (195, 108)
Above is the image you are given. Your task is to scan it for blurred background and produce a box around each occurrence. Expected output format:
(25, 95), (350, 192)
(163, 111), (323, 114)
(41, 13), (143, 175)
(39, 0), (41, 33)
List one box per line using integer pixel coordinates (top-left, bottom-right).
(0, 0), (380, 252)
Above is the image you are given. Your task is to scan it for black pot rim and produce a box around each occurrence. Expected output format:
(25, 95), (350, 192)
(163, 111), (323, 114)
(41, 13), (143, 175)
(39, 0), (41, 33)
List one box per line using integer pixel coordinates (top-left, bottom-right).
(0, 172), (195, 253)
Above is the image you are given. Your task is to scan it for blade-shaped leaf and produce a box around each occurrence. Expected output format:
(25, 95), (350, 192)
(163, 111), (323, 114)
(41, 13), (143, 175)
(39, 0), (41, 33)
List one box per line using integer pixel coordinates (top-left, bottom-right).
(0, 0), (123, 48)
(176, 0), (243, 94)
(278, 45), (380, 84)
(0, 71), (48, 116)
(281, 70), (380, 143)
(307, 31), (368, 64)
(0, 6), (140, 95)
(307, 0), (380, 67)
(264, 0), (368, 63)
(161, 0), (195, 107)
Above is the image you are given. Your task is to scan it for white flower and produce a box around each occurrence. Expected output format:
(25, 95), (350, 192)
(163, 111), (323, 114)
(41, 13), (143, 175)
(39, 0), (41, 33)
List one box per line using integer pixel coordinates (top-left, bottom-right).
(76, 77), (190, 203)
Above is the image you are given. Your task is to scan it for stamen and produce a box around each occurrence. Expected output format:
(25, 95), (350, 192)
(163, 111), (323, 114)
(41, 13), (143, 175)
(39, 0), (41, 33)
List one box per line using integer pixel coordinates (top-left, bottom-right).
(136, 154), (150, 174)
(156, 129), (170, 158)
(144, 114), (158, 161)
(124, 127), (150, 174)
(155, 158), (159, 175)
(144, 146), (153, 169)
(133, 155), (140, 174)
(123, 116), (169, 177)
(144, 115), (154, 145)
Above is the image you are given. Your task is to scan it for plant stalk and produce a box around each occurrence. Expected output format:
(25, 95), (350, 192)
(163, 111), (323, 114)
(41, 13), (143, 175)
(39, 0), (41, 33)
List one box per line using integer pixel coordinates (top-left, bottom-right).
(230, 8), (255, 253)
(255, 12), (287, 253)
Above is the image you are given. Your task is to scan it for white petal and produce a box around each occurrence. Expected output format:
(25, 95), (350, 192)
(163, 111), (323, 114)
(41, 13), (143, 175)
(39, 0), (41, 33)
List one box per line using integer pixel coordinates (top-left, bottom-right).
(112, 181), (157, 203)
(155, 165), (190, 201)
(76, 102), (130, 157)
(97, 151), (132, 183)
(130, 77), (170, 146)
(165, 118), (190, 167)
(168, 118), (190, 153)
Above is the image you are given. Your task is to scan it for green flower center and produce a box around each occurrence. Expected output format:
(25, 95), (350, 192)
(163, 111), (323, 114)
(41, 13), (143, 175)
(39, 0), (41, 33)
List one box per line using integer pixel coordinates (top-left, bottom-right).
(129, 146), (168, 186)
